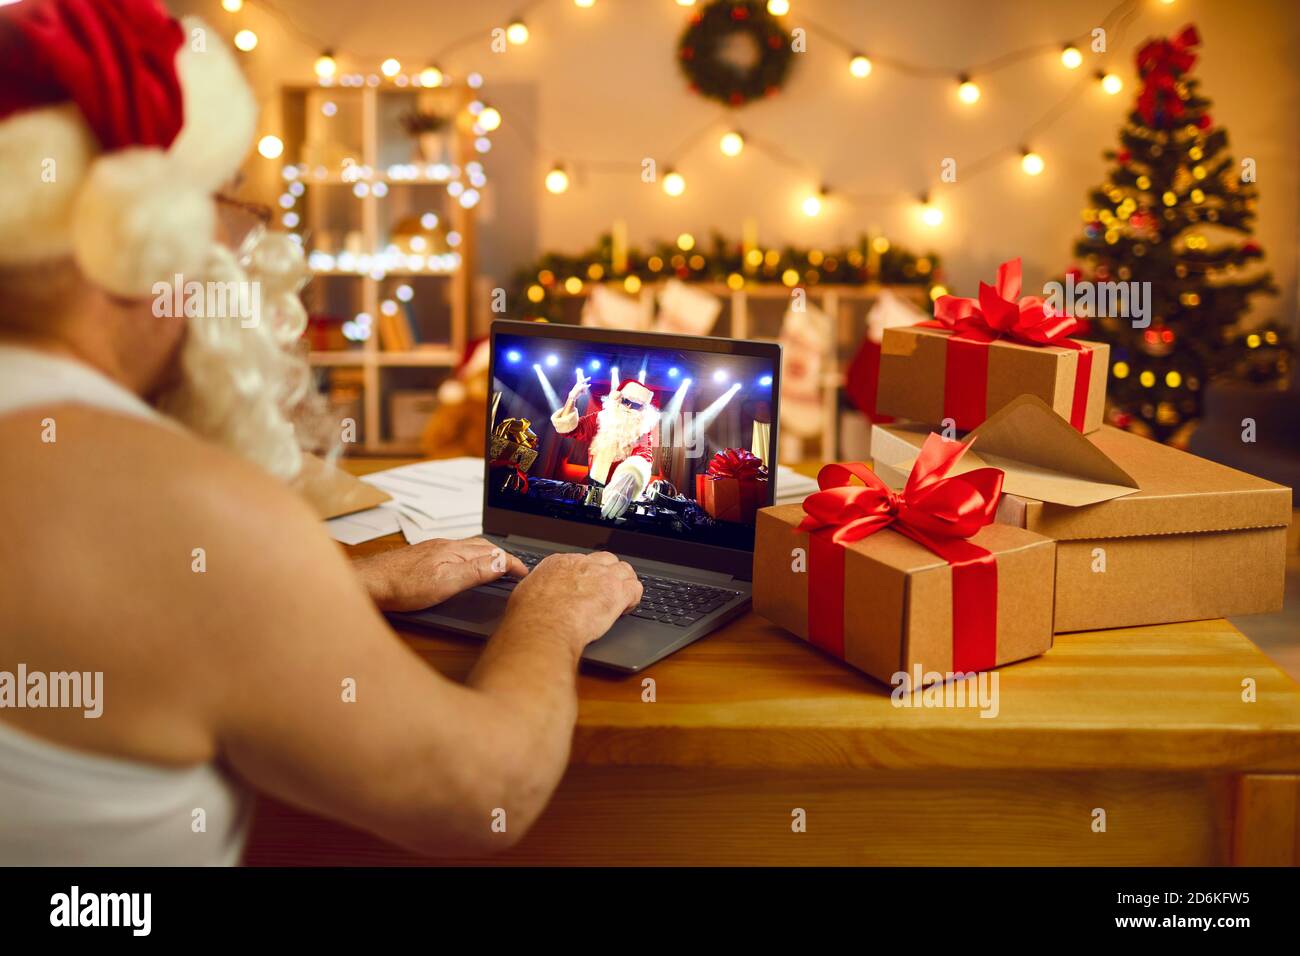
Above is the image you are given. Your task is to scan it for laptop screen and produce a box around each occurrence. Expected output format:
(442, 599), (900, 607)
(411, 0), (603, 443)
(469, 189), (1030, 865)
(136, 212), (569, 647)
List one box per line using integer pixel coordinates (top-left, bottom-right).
(487, 329), (778, 554)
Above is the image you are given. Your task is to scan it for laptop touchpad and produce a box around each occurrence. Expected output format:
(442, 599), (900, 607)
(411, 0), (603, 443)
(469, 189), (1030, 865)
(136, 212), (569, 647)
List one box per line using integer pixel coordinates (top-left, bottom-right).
(416, 588), (507, 628)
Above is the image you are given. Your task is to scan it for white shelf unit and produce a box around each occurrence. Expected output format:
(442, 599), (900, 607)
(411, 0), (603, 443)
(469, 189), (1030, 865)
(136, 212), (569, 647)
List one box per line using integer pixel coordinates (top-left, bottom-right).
(279, 81), (479, 455)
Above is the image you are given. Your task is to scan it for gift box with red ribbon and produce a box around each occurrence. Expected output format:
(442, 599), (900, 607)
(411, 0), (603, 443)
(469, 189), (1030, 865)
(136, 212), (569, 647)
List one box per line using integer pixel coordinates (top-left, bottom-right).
(753, 434), (1055, 684)
(875, 258), (1109, 434)
(695, 448), (768, 524)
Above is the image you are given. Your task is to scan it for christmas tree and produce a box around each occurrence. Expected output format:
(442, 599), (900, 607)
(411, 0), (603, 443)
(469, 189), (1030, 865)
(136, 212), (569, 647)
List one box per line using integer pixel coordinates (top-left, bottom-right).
(1070, 24), (1290, 442)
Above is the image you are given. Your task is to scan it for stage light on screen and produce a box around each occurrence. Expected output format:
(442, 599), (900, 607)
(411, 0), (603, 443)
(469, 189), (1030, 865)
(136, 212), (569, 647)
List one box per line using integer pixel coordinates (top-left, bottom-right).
(668, 367), (679, 378)
(712, 368), (729, 382)
(610, 366), (620, 388)
(506, 349), (521, 363)
(688, 383), (743, 447)
(759, 374), (773, 386)
(545, 354), (558, 367)
(533, 363), (562, 410)
(588, 359), (601, 370)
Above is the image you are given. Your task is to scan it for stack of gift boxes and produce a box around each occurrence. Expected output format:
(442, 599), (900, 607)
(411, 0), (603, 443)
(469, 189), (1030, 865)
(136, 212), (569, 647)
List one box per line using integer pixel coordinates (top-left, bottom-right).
(754, 258), (1292, 684)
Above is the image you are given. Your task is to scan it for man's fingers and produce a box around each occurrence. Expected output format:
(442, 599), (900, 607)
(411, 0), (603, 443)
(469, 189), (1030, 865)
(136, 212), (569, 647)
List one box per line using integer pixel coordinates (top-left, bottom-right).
(622, 577), (644, 613)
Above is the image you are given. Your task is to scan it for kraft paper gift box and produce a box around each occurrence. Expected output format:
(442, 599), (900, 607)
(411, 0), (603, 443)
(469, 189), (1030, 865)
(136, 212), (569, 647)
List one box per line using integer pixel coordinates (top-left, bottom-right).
(695, 473), (765, 523)
(875, 324), (1109, 434)
(752, 440), (1056, 684)
(870, 395), (1292, 633)
(874, 257), (1108, 433)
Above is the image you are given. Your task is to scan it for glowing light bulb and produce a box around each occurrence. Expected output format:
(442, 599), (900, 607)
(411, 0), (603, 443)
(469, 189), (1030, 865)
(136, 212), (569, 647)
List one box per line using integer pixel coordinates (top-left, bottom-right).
(849, 54), (873, 78)
(575, 0), (595, 6)
(919, 198), (944, 227)
(381, 58), (401, 78)
(477, 107), (502, 132)
(767, 0), (790, 14)
(314, 52), (337, 80)
(257, 135), (284, 159)
(1100, 72), (1123, 95)
(1021, 150), (1045, 176)
(662, 170), (685, 197)
(233, 29), (258, 52)
(677, 233), (695, 251)
(1061, 45), (1082, 69)
(419, 65), (444, 87)
(676, 0), (696, 5)
(719, 131), (744, 157)
(957, 77), (980, 104)
(506, 19), (529, 45)
(221, 0), (243, 11)
(801, 192), (823, 217)
(545, 166), (569, 194)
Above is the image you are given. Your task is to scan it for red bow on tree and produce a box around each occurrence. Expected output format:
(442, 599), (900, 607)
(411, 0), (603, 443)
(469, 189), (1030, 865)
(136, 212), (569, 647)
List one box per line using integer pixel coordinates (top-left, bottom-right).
(798, 434), (1003, 557)
(1136, 24), (1200, 128)
(705, 448), (767, 481)
(930, 257), (1083, 349)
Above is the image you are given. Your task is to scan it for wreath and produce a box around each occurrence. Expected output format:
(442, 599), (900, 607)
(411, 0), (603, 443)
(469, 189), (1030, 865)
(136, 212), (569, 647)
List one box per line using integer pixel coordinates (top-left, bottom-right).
(677, 1), (794, 107)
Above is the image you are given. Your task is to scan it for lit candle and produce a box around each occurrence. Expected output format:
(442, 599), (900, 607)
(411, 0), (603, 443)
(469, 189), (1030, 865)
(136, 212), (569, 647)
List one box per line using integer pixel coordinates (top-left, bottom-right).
(611, 219), (628, 275)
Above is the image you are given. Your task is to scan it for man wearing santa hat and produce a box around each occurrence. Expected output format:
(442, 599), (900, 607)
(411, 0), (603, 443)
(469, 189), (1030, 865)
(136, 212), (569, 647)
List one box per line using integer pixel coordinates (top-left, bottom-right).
(552, 370), (660, 520)
(0, 0), (641, 866)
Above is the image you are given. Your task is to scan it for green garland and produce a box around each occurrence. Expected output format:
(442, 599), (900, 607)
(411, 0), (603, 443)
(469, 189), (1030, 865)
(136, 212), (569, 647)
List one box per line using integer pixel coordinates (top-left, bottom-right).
(509, 232), (940, 324)
(678, 1), (794, 107)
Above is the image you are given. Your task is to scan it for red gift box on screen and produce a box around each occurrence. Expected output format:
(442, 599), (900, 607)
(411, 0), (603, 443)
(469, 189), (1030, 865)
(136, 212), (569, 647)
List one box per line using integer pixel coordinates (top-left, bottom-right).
(695, 448), (767, 524)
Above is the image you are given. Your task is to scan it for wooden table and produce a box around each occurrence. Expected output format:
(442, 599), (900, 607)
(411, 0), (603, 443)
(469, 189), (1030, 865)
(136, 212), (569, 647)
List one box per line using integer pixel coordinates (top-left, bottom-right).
(245, 462), (1300, 866)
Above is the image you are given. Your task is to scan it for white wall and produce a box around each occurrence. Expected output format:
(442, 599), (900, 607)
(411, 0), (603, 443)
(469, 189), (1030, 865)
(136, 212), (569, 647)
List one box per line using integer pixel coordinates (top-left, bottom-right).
(180, 0), (1299, 327)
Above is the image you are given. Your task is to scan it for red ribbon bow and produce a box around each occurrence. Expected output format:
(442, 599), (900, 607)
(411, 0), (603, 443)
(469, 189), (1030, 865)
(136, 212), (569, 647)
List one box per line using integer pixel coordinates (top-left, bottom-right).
(931, 257), (1083, 348)
(1136, 25), (1200, 128)
(705, 448), (767, 482)
(797, 435), (1005, 672)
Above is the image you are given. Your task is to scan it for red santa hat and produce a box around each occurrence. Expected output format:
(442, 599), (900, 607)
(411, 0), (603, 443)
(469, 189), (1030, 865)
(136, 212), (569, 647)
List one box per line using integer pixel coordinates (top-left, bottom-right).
(0, 0), (257, 297)
(616, 378), (654, 408)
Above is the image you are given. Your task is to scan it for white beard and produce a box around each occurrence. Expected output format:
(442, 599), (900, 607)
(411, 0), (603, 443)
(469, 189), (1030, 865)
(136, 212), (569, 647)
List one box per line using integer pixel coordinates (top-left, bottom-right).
(153, 228), (337, 481)
(589, 393), (657, 466)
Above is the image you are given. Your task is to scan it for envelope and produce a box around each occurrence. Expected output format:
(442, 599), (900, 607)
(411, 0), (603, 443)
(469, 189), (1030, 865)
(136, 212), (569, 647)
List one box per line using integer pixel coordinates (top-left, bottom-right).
(295, 452), (391, 520)
(868, 395), (1140, 507)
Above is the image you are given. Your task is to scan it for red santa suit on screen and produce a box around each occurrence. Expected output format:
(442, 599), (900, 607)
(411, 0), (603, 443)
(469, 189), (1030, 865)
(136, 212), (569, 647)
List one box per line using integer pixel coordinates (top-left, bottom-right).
(551, 375), (658, 513)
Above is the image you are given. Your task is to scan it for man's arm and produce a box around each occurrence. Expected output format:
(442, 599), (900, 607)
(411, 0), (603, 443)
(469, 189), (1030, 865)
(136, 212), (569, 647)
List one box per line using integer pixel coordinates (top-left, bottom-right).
(132, 429), (637, 854)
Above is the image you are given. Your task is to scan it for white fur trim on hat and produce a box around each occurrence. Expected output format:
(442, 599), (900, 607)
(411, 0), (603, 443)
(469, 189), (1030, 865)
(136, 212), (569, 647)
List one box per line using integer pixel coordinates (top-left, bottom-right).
(72, 148), (214, 297)
(0, 103), (97, 265)
(619, 380), (653, 406)
(168, 17), (256, 191)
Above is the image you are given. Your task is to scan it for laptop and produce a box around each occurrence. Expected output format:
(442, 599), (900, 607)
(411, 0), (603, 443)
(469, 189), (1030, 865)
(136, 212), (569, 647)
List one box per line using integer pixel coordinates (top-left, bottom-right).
(392, 318), (781, 672)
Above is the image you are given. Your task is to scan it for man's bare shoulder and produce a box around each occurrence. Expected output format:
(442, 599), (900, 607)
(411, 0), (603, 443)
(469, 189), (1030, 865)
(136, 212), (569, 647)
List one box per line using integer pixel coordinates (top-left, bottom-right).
(0, 403), (325, 568)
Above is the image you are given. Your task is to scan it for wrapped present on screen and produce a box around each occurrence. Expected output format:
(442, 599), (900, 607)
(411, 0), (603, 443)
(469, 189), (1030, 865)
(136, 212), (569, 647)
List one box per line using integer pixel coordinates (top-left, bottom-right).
(695, 448), (768, 524)
(489, 416), (539, 492)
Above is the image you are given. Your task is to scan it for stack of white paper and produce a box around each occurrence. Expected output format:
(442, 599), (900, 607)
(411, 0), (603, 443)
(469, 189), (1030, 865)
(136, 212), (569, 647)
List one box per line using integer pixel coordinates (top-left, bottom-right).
(326, 457), (484, 546)
(773, 464), (819, 505)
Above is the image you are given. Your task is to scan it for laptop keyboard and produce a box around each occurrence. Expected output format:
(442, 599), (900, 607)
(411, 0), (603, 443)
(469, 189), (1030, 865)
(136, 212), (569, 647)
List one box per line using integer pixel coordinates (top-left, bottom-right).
(481, 548), (742, 628)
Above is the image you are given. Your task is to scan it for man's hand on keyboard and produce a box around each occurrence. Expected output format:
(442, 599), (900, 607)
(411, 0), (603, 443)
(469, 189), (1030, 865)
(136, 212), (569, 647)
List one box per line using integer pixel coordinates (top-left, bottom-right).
(351, 537), (528, 612)
(503, 551), (644, 652)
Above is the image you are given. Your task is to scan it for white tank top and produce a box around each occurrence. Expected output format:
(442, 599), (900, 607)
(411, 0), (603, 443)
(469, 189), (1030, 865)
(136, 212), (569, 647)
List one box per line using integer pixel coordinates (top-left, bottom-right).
(0, 345), (250, 865)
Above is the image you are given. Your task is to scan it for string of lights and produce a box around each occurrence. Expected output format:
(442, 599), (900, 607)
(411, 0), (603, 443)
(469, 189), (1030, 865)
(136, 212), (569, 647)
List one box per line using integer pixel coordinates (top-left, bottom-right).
(220, 0), (1162, 228)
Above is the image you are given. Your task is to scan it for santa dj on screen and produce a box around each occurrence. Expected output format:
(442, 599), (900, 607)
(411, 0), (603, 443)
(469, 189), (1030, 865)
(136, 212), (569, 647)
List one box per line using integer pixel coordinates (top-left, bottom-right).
(550, 370), (659, 521)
